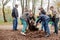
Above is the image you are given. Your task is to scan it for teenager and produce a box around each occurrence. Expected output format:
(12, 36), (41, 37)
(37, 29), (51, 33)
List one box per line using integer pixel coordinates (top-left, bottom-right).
(12, 4), (18, 31)
(20, 8), (29, 35)
(50, 6), (59, 34)
(36, 7), (50, 37)
(28, 10), (38, 31)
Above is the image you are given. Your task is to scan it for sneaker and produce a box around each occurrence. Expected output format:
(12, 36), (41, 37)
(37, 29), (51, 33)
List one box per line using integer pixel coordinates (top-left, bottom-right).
(45, 34), (50, 37)
(53, 32), (58, 35)
(20, 32), (26, 36)
(13, 29), (18, 31)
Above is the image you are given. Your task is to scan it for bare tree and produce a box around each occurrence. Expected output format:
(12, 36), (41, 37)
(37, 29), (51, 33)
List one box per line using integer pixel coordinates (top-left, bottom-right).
(41, 0), (43, 7)
(25, 0), (28, 7)
(25, 0), (30, 8)
(20, 0), (24, 14)
(27, 0), (30, 8)
(32, 0), (37, 14)
(47, 0), (50, 11)
(2, 0), (10, 22)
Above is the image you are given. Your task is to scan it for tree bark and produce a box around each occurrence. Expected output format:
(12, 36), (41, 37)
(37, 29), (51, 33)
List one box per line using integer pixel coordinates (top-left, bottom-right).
(47, 0), (50, 11)
(32, 0), (35, 14)
(25, 0), (28, 8)
(2, 0), (10, 22)
(2, 5), (7, 22)
(41, 0), (43, 7)
(20, 0), (24, 14)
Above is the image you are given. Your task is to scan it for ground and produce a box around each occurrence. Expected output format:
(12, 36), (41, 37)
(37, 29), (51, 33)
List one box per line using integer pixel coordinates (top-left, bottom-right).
(0, 23), (60, 40)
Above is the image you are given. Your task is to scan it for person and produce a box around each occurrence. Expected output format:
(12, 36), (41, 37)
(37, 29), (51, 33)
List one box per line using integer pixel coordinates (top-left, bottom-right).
(28, 10), (38, 31)
(12, 4), (18, 31)
(50, 6), (59, 35)
(36, 7), (50, 37)
(20, 7), (29, 35)
(38, 7), (46, 31)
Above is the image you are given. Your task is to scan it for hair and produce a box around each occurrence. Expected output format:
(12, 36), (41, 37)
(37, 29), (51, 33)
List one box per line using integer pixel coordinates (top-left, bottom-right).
(41, 10), (46, 15)
(39, 7), (43, 10)
(50, 6), (54, 8)
(15, 4), (18, 7)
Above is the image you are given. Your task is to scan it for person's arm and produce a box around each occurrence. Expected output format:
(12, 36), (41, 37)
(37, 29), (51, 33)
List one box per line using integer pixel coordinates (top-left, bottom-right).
(12, 8), (15, 18)
(36, 16), (41, 23)
(32, 16), (35, 21)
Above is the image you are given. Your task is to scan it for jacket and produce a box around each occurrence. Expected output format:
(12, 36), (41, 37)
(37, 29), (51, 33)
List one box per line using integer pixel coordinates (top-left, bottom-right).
(12, 7), (18, 18)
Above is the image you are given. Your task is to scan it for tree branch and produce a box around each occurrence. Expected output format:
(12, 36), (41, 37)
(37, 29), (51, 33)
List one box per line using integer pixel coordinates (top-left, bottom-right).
(3, 0), (10, 6)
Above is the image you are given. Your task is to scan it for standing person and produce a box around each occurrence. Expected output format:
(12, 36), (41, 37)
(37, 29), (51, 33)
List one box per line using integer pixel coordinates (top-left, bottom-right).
(20, 8), (29, 35)
(50, 6), (59, 34)
(12, 4), (18, 31)
(36, 7), (50, 37)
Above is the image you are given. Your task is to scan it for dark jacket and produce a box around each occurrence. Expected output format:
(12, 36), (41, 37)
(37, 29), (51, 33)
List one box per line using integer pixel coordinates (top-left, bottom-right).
(12, 7), (18, 18)
(36, 14), (50, 23)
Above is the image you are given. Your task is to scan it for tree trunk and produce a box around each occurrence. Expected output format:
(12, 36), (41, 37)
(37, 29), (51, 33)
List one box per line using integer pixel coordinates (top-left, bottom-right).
(27, 0), (30, 9)
(32, 0), (35, 14)
(2, 5), (7, 22)
(20, 0), (24, 14)
(25, 0), (28, 8)
(41, 0), (43, 7)
(47, 0), (50, 11)
(22, 0), (24, 14)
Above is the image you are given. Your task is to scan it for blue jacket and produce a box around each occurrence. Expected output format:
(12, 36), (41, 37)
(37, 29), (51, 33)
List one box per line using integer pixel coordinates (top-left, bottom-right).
(36, 14), (50, 23)
(12, 7), (18, 18)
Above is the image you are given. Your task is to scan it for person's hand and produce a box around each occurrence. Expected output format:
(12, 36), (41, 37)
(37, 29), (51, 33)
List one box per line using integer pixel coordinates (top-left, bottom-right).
(36, 23), (38, 26)
(36, 22), (40, 26)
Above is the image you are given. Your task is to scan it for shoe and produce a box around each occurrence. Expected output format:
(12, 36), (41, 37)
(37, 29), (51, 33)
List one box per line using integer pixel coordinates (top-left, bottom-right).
(45, 34), (50, 37)
(20, 32), (26, 36)
(53, 32), (58, 35)
(13, 29), (18, 31)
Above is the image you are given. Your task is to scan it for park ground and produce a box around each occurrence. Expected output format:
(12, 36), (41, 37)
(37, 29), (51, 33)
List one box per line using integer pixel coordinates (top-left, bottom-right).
(0, 23), (60, 40)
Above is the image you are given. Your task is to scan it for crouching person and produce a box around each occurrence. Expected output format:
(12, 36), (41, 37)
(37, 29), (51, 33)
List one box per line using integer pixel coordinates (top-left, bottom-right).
(36, 8), (50, 37)
(28, 11), (38, 31)
(20, 8), (29, 36)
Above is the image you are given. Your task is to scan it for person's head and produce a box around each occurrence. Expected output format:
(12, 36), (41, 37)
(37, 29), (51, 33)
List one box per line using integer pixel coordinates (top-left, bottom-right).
(15, 4), (18, 8)
(39, 7), (46, 15)
(39, 7), (44, 12)
(50, 6), (54, 11)
(29, 10), (33, 16)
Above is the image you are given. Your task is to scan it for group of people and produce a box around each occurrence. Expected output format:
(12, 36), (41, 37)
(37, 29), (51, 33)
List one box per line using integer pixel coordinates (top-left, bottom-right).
(12, 4), (59, 37)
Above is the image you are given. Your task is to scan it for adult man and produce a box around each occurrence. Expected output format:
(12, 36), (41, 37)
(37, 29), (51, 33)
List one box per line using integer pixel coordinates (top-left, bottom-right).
(12, 4), (18, 31)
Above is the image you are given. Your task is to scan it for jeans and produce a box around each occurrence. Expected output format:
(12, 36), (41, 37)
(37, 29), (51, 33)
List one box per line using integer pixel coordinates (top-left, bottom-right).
(53, 18), (59, 34)
(20, 18), (28, 33)
(41, 22), (44, 30)
(13, 18), (18, 30)
(42, 19), (50, 34)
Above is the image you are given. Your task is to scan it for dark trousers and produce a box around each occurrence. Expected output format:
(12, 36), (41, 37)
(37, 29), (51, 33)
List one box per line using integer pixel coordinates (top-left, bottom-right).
(53, 18), (59, 34)
(13, 18), (18, 30)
